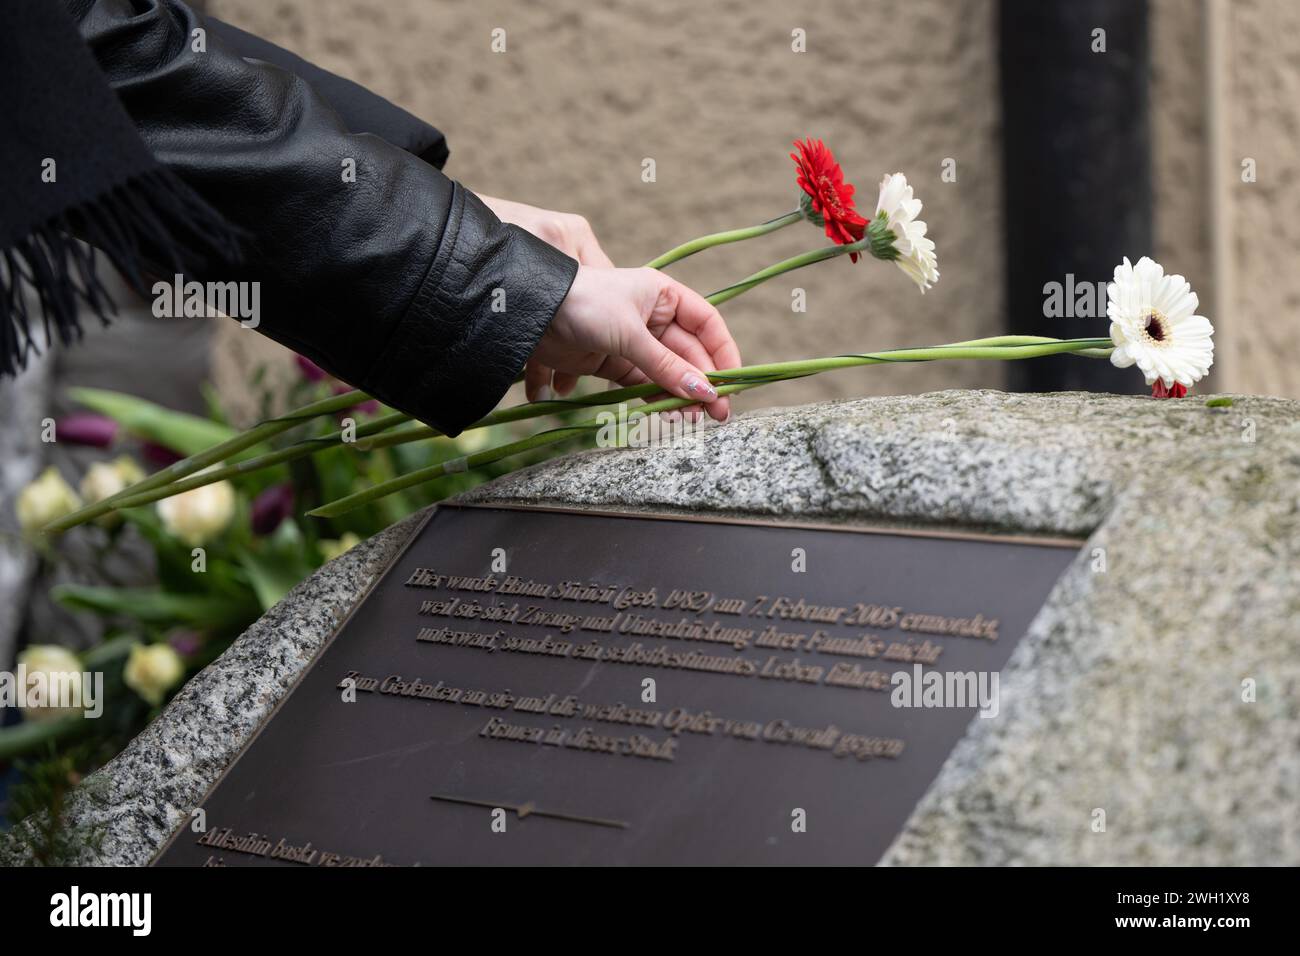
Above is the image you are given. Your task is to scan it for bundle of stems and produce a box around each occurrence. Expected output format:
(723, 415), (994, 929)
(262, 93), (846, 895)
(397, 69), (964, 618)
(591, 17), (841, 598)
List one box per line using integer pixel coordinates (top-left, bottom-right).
(43, 227), (1113, 534)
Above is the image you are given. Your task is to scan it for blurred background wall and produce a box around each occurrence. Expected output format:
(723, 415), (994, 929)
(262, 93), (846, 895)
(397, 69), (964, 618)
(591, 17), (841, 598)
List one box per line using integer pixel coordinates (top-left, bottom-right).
(191, 0), (1297, 410)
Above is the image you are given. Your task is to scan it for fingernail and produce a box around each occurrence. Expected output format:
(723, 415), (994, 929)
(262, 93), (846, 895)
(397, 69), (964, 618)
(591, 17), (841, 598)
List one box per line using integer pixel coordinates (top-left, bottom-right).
(537, 385), (554, 402)
(682, 375), (718, 401)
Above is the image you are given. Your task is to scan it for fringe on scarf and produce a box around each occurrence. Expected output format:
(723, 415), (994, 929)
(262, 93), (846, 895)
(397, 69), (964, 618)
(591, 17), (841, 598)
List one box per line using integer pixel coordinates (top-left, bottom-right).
(1, 169), (246, 377)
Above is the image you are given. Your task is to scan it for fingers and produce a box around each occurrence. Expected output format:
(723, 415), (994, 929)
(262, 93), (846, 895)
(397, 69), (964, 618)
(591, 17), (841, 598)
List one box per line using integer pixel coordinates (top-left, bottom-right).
(662, 278), (742, 374)
(622, 324), (728, 422)
(658, 324), (726, 421)
(524, 360), (555, 402)
(593, 355), (639, 385)
(538, 264), (735, 423)
(552, 371), (580, 395)
(616, 367), (651, 387)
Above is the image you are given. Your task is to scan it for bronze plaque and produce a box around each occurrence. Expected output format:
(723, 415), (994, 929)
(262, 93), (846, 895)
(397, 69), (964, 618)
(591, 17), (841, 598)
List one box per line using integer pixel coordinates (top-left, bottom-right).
(154, 504), (1080, 866)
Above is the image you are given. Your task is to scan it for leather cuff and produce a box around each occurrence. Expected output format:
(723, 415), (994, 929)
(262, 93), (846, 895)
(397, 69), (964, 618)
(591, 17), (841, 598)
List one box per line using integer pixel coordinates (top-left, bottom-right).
(362, 186), (578, 435)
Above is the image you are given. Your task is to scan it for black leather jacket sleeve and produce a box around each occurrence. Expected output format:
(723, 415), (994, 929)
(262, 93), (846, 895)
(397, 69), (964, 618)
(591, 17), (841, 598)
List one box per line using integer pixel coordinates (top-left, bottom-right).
(68, 0), (577, 435)
(204, 16), (450, 168)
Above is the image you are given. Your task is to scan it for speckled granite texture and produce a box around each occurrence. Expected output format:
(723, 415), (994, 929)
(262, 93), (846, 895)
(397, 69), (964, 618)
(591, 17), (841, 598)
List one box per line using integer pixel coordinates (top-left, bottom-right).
(0, 511), (427, 866)
(3, 390), (1297, 865)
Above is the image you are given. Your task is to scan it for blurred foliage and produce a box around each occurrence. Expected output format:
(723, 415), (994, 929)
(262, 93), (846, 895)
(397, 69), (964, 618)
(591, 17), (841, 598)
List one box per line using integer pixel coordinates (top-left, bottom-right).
(0, 360), (574, 841)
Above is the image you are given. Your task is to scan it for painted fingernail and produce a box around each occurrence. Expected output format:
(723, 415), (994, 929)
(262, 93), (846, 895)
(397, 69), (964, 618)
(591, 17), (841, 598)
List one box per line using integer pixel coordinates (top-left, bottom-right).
(682, 375), (718, 401)
(536, 385), (554, 402)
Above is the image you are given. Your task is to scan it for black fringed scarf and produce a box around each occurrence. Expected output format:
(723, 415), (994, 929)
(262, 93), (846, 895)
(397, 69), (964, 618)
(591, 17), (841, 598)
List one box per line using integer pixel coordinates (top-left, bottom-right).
(0, 0), (243, 378)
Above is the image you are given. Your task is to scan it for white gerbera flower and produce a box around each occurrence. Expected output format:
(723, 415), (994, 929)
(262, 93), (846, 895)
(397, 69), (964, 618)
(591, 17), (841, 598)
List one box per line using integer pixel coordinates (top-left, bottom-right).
(1106, 256), (1214, 390)
(873, 172), (939, 293)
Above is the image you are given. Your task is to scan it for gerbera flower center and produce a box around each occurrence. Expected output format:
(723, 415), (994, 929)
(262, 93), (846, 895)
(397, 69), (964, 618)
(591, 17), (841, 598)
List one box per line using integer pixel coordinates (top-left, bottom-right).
(1140, 309), (1172, 348)
(817, 176), (846, 214)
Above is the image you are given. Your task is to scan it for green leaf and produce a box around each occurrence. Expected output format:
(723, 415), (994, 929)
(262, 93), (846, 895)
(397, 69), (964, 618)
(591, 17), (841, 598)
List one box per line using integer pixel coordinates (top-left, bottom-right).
(200, 382), (231, 427)
(236, 522), (314, 611)
(67, 387), (264, 459)
(52, 584), (255, 633)
(0, 714), (87, 762)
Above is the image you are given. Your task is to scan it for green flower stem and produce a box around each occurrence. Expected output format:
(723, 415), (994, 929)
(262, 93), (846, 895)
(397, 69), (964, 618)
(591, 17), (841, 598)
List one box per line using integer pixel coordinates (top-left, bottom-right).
(308, 381), (766, 519)
(90, 383), (695, 517)
(709, 337), (1114, 380)
(54, 230), (873, 528)
(352, 219), (831, 441)
(80, 335), (1116, 518)
(356, 336), (1113, 452)
(104, 411), (409, 512)
(0, 713), (87, 761)
(43, 198), (1113, 529)
(307, 336), (1112, 518)
(355, 381), (678, 452)
(643, 211), (804, 270)
(350, 220), (822, 447)
(43, 389), (375, 534)
(707, 238), (862, 305)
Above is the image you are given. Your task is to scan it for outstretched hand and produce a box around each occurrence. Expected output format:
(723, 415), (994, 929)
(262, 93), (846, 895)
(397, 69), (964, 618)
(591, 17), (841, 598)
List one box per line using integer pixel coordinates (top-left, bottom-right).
(535, 266), (740, 422)
(478, 194), (738, 420)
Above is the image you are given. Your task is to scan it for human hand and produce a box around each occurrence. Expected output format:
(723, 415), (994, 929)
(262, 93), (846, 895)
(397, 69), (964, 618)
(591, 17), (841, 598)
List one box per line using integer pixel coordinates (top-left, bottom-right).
(478, 194), (622, 399)
(532, 266), (740, 422)
(477, 195), (615, 268)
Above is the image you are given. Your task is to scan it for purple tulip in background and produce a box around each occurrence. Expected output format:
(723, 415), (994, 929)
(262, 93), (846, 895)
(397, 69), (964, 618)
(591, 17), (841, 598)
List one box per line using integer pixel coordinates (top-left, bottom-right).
(141, 441), (184, 469)
(56, 413), (118, 448)
(296, 354), (329, 383)
(332, 383), (381, 416)
(167, 630), (205, 657)
(251, 482), (295, 536)
(297, 353), (378, 414)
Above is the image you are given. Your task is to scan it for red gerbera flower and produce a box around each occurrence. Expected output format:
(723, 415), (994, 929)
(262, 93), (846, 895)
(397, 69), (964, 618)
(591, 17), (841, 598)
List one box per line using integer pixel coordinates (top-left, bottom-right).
(791, 138), (868, 261)
(1151, 379), (1188, 399)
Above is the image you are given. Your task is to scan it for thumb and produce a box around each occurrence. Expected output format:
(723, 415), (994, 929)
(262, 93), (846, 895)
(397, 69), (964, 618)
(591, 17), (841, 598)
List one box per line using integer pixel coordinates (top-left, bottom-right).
(622, 325), (719, 406)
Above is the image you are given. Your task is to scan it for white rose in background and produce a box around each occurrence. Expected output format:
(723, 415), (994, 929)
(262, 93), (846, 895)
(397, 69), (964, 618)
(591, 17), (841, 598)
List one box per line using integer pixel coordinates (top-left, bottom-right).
(871, 173), (939, 293)
(1107, 256), (1214, 396)
(123, 643), (185, 707)
(15, 467), (82, 535)
(156, 470), (235, 546)
(319, 531), (362, 563)
(16, 645), (84, 722)
(79, 456), (147, 527)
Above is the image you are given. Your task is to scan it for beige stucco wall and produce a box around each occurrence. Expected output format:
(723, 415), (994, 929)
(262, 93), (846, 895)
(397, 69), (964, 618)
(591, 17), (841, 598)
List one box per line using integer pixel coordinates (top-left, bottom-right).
(211, 0), (1298, 417)
(1220, 0), (1300, 397)
(209, 0), (1005, 419)
(1150, 0), (1214, 384)
(1151, 0), (1300, 398)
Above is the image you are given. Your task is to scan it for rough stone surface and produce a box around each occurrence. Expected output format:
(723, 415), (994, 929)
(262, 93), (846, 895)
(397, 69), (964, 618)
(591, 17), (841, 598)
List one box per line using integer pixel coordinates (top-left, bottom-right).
(0, 511), (426, 867)
(3, 390), (1297, 865)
